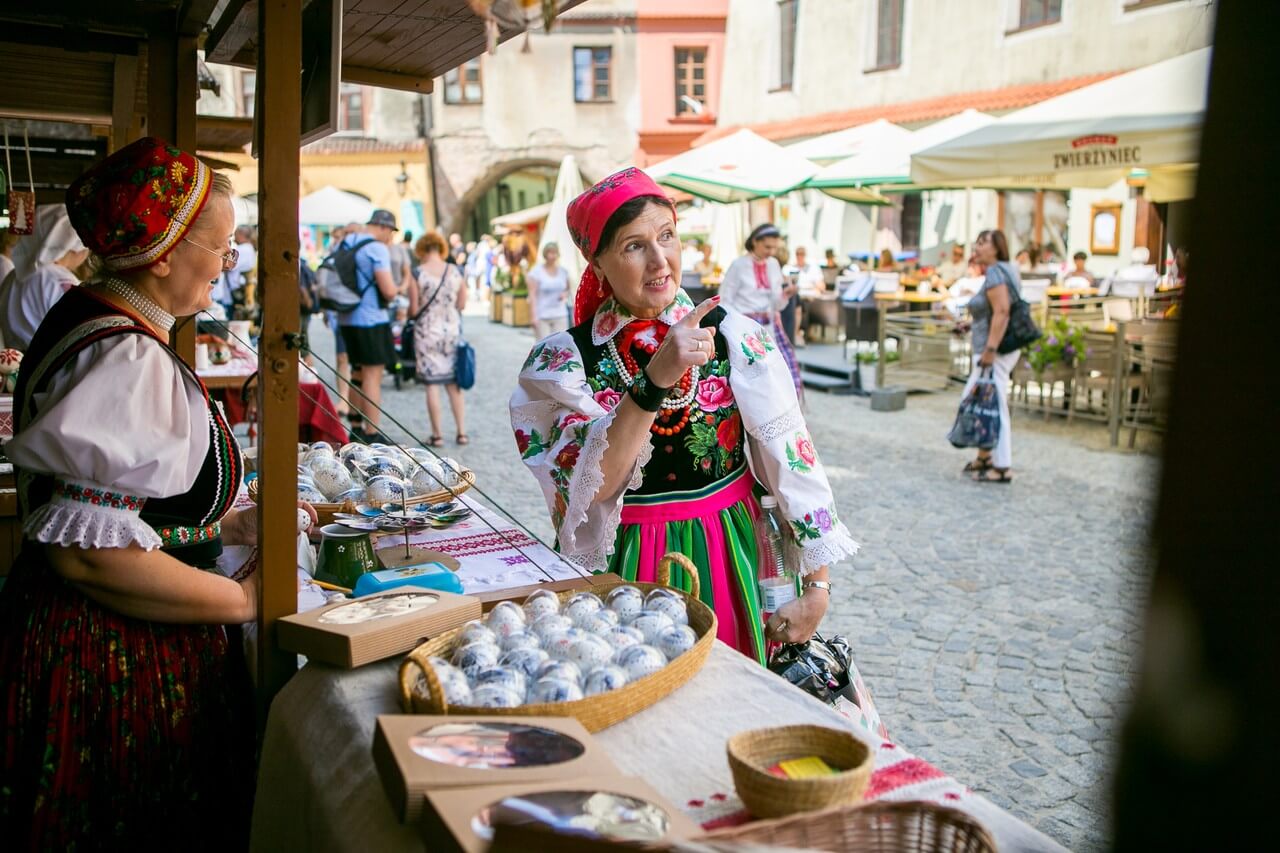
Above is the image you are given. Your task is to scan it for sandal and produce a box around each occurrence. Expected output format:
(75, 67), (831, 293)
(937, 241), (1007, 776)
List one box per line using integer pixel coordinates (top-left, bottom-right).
(972, 467), (1013, 484)
(456, 434), (470, 446)
(428, 435), (445, 448)
(962, 456), (992, 473)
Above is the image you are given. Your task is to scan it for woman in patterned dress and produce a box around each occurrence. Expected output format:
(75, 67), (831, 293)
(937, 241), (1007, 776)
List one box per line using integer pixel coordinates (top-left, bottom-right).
(411, 230), (468, 447)
(0, 137), (299, 849)
(509, 169), (859, 663)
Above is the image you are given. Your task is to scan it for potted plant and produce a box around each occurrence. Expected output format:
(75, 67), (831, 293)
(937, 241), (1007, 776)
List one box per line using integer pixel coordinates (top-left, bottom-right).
(855, 350), (899, 391)
(1024, 318), (1087, 376)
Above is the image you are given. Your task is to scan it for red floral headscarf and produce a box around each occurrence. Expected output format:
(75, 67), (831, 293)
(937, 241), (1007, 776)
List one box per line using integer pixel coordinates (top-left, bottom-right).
(566, 168), (675, 325)
(65, 136), (213, 271)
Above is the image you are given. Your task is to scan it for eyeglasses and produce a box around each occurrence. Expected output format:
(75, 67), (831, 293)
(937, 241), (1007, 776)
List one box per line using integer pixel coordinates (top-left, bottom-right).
(183, 237), (239, 271)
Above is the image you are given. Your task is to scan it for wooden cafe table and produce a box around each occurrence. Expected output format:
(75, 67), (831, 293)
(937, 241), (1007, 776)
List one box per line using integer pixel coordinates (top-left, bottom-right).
(874, 290), (947, 310)
(1045, 286), (1099, 298)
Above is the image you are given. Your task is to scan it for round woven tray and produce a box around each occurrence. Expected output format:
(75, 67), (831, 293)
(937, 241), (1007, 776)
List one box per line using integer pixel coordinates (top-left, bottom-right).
(702, 800), (997, 852)
(727, 724), (874, 819)
(399, 553), (716, 732)
(248, 468), (474, 527)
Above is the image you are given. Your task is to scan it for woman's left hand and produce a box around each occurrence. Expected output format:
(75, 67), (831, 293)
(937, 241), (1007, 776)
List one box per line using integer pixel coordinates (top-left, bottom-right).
(765, 588), (829, 644)
(224, 501), (318, 546)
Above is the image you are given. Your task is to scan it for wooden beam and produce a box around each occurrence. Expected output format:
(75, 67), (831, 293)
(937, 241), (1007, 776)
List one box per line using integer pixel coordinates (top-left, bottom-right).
(255, 0), (302, 707)
(111, 55), (139, 152)
(340, 64), (434, 93)
(205, 0), (255, 62)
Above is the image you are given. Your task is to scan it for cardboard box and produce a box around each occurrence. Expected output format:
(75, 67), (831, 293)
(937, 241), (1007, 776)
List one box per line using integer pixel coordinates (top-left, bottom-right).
(373, 715), (619, 823)
(277, 589), (480, 668)
(420, 775), (702, 853)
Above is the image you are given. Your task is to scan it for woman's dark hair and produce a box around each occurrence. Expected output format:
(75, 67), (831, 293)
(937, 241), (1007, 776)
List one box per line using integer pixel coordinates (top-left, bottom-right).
(595, 195), (674, 257)
(976, 229), (1010, 262)
(745, 223), (781, 252)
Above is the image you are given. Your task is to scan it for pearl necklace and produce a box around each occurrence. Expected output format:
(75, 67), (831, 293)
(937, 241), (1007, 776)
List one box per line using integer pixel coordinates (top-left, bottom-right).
(102, 277), (175, 333)
(605, 336), (697, 410)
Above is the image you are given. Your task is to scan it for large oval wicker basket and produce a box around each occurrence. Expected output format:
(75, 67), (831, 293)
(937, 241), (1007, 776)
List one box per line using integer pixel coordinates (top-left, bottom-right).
(399, 553), (716, 732)
(248, 468), (474, 527)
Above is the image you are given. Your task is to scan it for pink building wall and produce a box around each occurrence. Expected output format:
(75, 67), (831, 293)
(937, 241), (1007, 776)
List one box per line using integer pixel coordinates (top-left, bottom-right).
(635, 0), (729, 165)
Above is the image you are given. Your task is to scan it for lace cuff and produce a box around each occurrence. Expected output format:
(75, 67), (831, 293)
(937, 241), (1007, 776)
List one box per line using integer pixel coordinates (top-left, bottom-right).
(797, 522), (860, 576)
(23, 479), (162, 551)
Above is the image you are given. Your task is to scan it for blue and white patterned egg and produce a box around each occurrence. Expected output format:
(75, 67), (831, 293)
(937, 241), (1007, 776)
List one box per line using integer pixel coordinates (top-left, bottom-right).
(410, 465), (445, 496)
(567, 634), (615, 671)
(332, 487), (367, 504)
(657, 624), (699, 660)
(603, 625), (645, 653)
(499, 647), (549, 680)
(457, 620), (498, 647)
(522, 589), (561, 622)
(645, 594), (688, 627)
(484, 601), (527, 639)
(365, 476), (408, 505)
(605, 586), (645, 623)
(363, 460), (406, 482)
(630, 611), (676, 645)
(471, 665), (528, 698)
(563, 592), (604, 627)
(530, 613), (573, 642)
(644, 587), (684, 611)
(309, 459), (354, 501)
(451, 642), (500, 676)
(297, 484), (327, 503)
(470, 684), (524, 708)
(616, 644), (668, 681)
(535, 659), (583, 685)
(583, 664), (629, 697)
(544, 627), (587, 661)
(426, 657), (473, 706)
(339, 442), (370, 463)
(500, 630), (542, 653)
(302, 447), (336, 467)
(578, 609), (621, 636)
(527, 677), (584, 705)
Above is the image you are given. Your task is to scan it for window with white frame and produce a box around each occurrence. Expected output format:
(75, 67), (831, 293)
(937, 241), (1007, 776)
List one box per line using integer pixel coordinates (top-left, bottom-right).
(674, 47), (708, 116)
(574, 47), (613, 102)
(1018, 0), (1062, 29)
(874, 0), (905, 69)
(777, 0), (798, 90)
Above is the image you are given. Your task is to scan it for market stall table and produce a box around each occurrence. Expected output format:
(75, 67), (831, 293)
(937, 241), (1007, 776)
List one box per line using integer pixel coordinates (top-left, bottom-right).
(250, 642), (1065, 853)
(874, 290), (947, 311)
(200, 358), (348, 446)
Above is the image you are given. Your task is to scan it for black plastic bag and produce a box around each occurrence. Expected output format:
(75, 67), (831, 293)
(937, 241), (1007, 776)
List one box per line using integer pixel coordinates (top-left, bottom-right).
(767, 632), (858, 707)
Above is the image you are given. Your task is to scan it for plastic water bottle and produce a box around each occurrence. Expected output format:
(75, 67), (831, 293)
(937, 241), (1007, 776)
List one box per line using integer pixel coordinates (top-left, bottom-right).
(755, 496), (797, 618)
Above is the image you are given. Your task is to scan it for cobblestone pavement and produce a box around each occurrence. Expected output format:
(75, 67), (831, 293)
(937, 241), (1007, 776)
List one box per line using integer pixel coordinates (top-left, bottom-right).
(307, 305), (1153, 851)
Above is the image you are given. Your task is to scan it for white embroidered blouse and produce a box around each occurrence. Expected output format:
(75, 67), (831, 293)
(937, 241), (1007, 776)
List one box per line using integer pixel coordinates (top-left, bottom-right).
(509, 289), (858, 574)
(719, 255), (786, 316)
(5, 334), (211, 551)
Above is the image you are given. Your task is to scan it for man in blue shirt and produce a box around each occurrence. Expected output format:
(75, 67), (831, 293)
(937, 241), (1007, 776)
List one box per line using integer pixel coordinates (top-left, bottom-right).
(338, 209), (401, 441)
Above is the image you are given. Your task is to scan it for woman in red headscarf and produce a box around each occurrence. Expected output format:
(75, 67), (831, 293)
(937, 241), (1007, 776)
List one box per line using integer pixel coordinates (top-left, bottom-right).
(509, 169), (859, 665)
(0, 138), (298, 848)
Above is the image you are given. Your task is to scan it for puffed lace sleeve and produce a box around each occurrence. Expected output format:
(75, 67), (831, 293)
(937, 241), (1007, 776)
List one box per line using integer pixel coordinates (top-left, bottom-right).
(5, 334), (211, 551)
(721, 310), (859, 574)
(509, 332), (651, 571)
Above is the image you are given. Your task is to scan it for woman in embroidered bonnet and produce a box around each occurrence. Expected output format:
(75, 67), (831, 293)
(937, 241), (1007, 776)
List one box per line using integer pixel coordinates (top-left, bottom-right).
(0, 137), (311, 848)
(509, 168), (859, 665)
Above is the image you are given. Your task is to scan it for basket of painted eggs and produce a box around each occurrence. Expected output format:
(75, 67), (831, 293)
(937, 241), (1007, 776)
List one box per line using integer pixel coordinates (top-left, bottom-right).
(399, 553), (716, 732)
(248, 440), (474, 525)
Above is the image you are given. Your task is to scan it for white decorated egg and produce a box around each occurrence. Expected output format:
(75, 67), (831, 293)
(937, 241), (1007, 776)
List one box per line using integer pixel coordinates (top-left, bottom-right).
(302, 447), (336, 467)
(527, 677), (584, 704)
(470, 684), (524, 708)
(644, 587), (684, 610)
(578, 609), (621, 636)
(426, 657), (474, 706)
(630, 610), (676, 645)
(522, 589), (561, 622)
(471, 665), (528, 698)
(603, 625), (645, 653)
(530, 613), (573, 642)
(544, 627), (587, 661)
(457, 620), (498, 647)
(451, 642), (500, 676)
(563, 592), (604, 627)
(657, 624), (699, 660)
(500, 630), (542, 653)
(535, 659), (583, 685)
(646, 594), (688, 627)
(583, 665), (629, 696)
(365, 476), (409, 505)
(484, 601), (527, 638)
(499, 647), (549, 680)
(309, 459), (354, 501)
(410, 465), (445, 496)
(567, 634), (614, 671)
(606, 586), (645, 623)
(297, 484), (327, 503)
(616, 644), (668, 680)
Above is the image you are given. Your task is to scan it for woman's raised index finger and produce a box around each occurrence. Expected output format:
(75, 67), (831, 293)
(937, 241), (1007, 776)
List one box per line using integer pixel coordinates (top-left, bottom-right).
(681, 296), (720, 326)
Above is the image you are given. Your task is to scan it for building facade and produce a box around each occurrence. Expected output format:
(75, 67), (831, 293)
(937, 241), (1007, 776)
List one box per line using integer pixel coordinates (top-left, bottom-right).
(712, 0), (1215, 273)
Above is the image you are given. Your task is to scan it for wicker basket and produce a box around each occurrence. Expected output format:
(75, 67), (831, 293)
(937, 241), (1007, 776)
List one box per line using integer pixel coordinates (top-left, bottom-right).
(727, 724), (874, 819)
(248, 468), (474, 527)
(398, 553), (716, 732)
(701, 800), (998, 853)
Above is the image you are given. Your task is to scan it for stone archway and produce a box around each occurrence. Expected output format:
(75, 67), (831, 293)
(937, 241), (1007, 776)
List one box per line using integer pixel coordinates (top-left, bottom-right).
(453, 158), (562, 240)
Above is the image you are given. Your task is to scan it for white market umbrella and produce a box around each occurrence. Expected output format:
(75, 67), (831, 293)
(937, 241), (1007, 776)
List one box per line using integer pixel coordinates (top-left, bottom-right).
(809, 110), (995, 200)
(646, 129), (817, 203)
(911, 49), (1209, 193)
(538, 155), (587, 293)
(298, 185), (374, 227)
(492, 201), (553, 230)
(707, 201), (747, 273)
(785, 118), (916, 166)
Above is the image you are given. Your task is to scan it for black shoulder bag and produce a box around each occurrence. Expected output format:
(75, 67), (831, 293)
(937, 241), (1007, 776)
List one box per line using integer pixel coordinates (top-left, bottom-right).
(995, 266), (1043, 354)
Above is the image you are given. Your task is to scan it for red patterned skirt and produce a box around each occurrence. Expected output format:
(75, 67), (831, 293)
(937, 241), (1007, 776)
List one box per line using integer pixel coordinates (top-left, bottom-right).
(0, 548), (256, 851)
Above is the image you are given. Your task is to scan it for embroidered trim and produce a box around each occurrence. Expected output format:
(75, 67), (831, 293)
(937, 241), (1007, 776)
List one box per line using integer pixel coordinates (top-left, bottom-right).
(23, 500), (164, 551)
(156, 521), (222, 547)
(51, 479), (145, 512)
(590, 289), (694, 346)
(749, 404), (804, 443)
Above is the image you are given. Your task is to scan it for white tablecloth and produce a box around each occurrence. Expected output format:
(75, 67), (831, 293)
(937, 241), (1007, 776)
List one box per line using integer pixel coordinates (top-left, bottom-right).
(250, 643), (1064, 852)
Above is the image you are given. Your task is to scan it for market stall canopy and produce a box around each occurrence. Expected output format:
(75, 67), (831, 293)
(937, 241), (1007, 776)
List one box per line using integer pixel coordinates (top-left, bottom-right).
(785, 119), (916, 165)
(809, 110), (994, 200)
(538, 154), (587, 290)
(647, 129), (818, 203)
(299, 186), (373, 226)
(910, 48), (1209, 199)
(491, 201), (553, 230)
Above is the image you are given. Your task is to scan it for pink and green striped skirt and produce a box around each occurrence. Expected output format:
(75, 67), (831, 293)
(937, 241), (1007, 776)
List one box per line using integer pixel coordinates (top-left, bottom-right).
(605, 466), (767, 665)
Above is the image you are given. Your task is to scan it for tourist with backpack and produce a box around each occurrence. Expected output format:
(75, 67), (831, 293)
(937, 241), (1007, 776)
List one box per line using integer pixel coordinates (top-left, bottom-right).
(317, 209), (401, 442)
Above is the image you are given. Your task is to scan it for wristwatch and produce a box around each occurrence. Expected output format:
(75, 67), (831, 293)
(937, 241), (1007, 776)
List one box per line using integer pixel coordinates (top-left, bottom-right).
(802, 580), (831, 595)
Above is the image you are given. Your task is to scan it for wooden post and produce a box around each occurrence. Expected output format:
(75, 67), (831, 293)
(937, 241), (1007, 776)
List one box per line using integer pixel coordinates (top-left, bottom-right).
(875, 306), (886, 389)
(255, 0), (302, 706)
(146, 32), (199, 363)
(1108, 322), (1125, 447)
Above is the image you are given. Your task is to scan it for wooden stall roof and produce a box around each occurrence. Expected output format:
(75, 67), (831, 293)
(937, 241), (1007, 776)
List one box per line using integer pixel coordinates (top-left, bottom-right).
(197, 115), (254, 152)
(205, 0), (587, 93)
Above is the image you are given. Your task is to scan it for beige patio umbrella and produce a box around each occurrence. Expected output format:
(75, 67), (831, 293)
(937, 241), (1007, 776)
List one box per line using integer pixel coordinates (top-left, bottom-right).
(538, 154), (587, 295)
(646, 129), (818, 203)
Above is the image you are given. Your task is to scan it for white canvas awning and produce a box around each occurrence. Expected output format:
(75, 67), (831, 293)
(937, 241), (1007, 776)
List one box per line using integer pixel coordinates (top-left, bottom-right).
(910, 49), (1209, 197)
(491, 201), (553, 229)
(646, 129), (818, 203)
(785, 119), (916, 165)
(298, 186), (374, 227)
